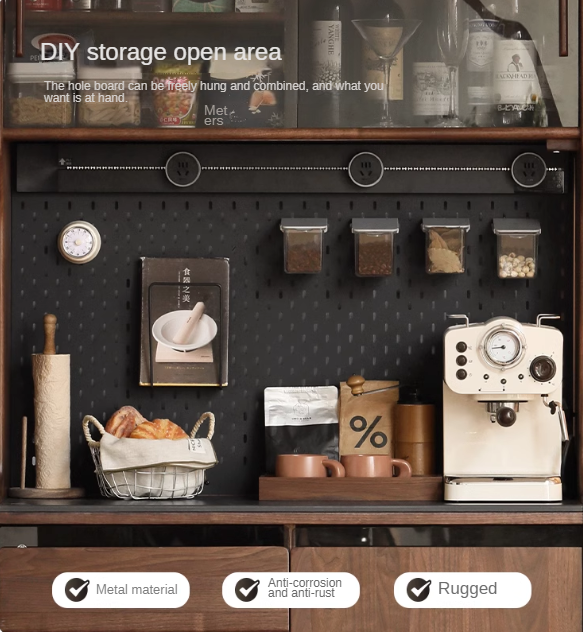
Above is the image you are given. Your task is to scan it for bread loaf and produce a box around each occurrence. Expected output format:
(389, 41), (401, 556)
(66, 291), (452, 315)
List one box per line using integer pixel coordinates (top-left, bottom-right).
(105, 406), (147, 438)
(129, 418), (188, 440)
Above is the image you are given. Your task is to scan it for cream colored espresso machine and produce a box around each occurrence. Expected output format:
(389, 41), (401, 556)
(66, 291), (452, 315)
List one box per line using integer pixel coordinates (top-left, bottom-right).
(443, 315), (568, 502)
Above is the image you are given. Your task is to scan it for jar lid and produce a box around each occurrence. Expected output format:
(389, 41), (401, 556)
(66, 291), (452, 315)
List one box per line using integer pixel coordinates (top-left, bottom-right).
(492, 218), (541, 235)
(421, 218), (471, 232)
(352, 218), (399, 234)
(78, 65), (143, 80)
(7, 61), (75, 82)
(280, 218), (328, 232)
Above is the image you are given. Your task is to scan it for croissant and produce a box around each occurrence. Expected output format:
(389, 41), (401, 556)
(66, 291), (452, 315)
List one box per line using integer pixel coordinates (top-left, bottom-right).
(129, 418), (188, 440)
(105, 406), (148, 438)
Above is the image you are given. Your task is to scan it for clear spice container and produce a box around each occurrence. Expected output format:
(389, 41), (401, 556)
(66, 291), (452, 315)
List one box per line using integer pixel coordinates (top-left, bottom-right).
(280, 219), (327, 274)
(7, 62), (75, 127)
(493, 218), (540, 279)
(352, 218), (398, 277)
(421, 218), (470, 274)
(77, 66), (142, 127)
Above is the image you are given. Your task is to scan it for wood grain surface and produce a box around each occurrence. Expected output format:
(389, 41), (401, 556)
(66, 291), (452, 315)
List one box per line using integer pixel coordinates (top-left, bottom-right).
(2, 127), (580, 143)
(0, 509), (581, 526)
(0, 547), (289, 632)
(259, 476), (443, 502)
(291, 547), (582, 632)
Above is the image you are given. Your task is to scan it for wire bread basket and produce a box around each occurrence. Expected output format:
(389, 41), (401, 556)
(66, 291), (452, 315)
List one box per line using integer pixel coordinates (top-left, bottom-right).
(83, 412), (216, 500)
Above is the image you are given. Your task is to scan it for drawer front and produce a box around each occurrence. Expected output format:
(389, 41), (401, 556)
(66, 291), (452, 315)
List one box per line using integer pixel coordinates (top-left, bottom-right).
(0, 546), (289, 632)
(291, 547), (581, 632)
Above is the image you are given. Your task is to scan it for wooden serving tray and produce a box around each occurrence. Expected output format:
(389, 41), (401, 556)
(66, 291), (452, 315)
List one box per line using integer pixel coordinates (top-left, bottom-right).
(259, 475), (443, 502)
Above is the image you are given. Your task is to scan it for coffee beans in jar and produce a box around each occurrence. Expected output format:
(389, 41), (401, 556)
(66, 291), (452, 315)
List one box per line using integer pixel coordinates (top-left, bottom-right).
(352, 218), (399, 277)
(280, 219), (327, 275)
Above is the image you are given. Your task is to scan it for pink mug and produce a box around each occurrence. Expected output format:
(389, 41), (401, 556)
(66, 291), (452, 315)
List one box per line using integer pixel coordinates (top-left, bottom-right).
(275, 454), (345, 478)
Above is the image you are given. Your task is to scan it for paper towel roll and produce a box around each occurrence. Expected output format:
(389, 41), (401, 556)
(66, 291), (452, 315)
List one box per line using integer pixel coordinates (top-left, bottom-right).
(32, 353), (71, 489)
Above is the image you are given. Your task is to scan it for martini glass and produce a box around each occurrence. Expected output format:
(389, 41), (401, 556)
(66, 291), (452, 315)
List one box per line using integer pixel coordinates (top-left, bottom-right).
(435, 0), (469, 127)
(353, 18), (421, 127)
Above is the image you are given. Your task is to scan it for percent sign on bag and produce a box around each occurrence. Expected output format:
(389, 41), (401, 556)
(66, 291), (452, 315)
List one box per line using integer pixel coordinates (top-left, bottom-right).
(350, 416), (388, 449)
(339, 380), (398, 457)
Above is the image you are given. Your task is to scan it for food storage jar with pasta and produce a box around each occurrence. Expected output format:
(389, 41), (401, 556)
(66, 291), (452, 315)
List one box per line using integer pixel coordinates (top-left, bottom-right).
(352, 218), (399, 277)
(421, 218), (470, 274)
(7, 62), (75, 127)
(493, 218), (540, 279)
(77, 66), (142, 127)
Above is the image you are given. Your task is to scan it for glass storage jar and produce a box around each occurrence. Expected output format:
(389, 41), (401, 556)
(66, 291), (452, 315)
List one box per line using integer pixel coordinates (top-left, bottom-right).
(352, 218), (399, 277)
(7, 62), (75, 127)
(493, 218), (540, 279)
(77, 66), (142, 127)
(280, 219), (327, 274)
(421, 218), (470, 274)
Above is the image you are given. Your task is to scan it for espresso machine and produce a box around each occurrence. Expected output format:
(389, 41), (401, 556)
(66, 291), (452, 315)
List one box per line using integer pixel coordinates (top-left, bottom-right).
(443, 315), (568, 502)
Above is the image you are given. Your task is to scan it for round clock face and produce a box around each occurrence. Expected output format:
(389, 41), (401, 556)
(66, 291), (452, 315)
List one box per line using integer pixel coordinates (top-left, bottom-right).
(58, 221), (101, 264)
(63, 227), (94, 258)
(483, 329), (523, 367)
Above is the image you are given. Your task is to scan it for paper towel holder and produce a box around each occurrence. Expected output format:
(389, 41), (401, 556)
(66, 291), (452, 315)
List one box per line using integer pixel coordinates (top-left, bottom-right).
(9, 315), (85, 499)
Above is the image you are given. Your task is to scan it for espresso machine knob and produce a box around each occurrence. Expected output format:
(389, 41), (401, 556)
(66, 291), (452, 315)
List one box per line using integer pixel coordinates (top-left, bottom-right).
(530, 356), (557, 383)
(496, 407), (517, 428)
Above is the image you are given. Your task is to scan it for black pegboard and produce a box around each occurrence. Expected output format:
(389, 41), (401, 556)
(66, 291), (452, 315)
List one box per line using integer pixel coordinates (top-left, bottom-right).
(10, 145), (574, 497)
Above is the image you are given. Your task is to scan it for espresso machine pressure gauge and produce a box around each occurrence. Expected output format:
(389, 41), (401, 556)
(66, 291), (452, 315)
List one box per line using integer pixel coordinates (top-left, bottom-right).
(481, 326), (525, 369)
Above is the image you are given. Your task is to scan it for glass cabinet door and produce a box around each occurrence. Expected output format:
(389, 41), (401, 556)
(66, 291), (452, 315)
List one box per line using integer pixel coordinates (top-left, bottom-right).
(3, 0), (579, 130)
(3, 0), (297, 129)
(297, 0), (579, 129)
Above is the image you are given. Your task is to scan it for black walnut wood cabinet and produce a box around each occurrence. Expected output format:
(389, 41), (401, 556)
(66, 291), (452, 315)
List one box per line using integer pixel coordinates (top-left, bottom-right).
(0, 2), (582, 632)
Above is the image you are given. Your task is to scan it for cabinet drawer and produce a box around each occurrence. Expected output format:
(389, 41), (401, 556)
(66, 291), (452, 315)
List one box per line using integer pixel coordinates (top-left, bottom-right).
(0, 546), (289, 632)
(291, 547), (581, 632)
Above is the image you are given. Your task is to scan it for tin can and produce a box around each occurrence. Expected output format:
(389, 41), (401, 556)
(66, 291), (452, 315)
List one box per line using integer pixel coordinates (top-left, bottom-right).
(25, 0), (63, 11)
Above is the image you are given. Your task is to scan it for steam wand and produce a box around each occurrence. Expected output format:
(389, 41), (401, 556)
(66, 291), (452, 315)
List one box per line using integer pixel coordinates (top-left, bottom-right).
(542, 396), (569, 443)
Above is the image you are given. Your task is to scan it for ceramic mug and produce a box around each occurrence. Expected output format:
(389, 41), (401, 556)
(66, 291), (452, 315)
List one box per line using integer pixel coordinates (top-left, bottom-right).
(341, 454), (412, 478)
(275, 454), (345, 478)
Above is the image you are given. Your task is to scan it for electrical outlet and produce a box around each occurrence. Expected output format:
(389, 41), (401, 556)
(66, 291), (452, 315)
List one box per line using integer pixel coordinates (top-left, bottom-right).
(511, 152), (547, 189)
(165, 152), (201, 188)
(348, 152), (384, 188)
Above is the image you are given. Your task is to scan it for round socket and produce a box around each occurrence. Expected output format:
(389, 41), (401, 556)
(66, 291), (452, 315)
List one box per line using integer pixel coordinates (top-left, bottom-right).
(511, 152), (547, 189)
(165, 152), (201, 188)
(348, 152), (384, 188)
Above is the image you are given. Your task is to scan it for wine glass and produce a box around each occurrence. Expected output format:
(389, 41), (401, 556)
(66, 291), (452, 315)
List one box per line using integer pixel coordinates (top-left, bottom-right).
(353, 19), (422, 128)
(435, 0), (469, 127)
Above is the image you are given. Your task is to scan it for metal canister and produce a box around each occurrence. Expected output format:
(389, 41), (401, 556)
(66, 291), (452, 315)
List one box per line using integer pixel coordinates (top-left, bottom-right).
(394, 391), (436, 476)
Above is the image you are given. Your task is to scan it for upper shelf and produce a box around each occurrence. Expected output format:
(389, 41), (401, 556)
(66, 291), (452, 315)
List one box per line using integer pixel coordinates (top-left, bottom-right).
(23, 9), (284, 26)
(2, 127), (580, 143)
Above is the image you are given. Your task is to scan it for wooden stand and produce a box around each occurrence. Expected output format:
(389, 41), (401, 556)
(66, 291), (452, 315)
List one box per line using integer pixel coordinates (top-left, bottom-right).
(259, 475), (443, 502)
(7, 415), (85, 500)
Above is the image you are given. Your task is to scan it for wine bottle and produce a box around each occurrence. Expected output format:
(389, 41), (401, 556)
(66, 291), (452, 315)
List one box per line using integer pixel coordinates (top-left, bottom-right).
(357, 0), (405, 126)
(492, 0), (541, 126)
(465, 4), (502, 126)
(306, 0), (354, 127)
(411, 2), (454, 126)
